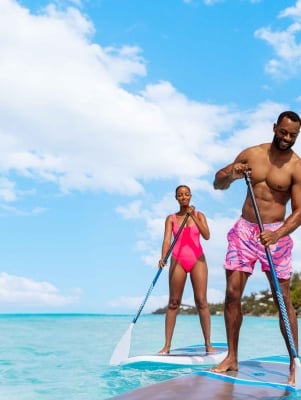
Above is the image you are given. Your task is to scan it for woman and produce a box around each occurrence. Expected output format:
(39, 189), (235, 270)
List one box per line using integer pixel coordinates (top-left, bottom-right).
(158, 185), (214, 354)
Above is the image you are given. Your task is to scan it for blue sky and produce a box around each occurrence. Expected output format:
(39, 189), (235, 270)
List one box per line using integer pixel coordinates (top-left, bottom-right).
(1, 0), (301, 314)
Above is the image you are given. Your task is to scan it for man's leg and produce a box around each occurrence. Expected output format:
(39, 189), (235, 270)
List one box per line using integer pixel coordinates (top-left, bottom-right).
(212, 270), (249, 372)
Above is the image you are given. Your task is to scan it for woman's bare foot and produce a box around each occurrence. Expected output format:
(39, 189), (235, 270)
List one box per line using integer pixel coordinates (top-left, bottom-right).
(211, 356), (238, 373)
(206, 345), (216, 353)
(158, 346), (170, 355)
(288, 373), (295, 386)
(288, 365), (295, 386)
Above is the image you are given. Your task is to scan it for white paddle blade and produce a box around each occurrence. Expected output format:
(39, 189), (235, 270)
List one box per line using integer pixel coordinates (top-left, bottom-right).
(109, 323), (134, 366)
(294, 357), (301, 389)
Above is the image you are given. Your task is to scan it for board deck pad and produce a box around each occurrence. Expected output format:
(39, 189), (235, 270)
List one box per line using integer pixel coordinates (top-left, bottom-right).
(111, 358), (296, 399)
(121, 342), (228, 366)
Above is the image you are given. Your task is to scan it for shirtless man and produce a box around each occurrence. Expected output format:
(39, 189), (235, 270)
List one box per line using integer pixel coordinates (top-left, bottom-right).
(212, 110), (301, 385)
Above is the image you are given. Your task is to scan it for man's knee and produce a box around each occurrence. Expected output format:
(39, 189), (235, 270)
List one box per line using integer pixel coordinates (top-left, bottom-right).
(225, 287), (241, 304)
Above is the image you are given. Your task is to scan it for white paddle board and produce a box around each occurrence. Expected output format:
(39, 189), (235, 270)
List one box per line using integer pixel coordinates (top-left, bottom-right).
(121, 342), (228, 366)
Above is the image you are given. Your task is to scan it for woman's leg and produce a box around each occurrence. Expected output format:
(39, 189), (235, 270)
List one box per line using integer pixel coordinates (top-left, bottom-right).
(190, 255), (214, 352)
(159, 258), (187, 354)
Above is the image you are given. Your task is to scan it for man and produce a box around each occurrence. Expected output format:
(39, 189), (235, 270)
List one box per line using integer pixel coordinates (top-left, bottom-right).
(212, 111), (301, 385)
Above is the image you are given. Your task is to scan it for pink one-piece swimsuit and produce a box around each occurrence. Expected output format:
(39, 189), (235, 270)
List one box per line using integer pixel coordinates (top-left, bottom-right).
(172, 213), (204, 273)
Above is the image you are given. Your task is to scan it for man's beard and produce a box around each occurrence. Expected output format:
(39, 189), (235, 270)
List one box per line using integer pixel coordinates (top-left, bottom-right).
(272, 134), (295, 151)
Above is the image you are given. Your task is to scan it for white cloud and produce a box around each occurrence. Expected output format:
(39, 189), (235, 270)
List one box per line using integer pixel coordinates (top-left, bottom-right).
(0, 272), (80, 307)
(116, 201), (144, 220)
(0, 0), (243, 201)
(279, 0), (301, 20)
(255, 2), (301, 78)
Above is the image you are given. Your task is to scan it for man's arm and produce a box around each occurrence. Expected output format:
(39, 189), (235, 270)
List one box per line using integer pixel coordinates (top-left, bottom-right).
(213, 162), (250, 190)
(213, 148), (251, 190)
(213, 162), (236, 190)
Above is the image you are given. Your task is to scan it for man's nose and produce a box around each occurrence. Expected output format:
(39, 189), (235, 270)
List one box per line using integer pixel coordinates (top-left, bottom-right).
(283, 132), (295, 141)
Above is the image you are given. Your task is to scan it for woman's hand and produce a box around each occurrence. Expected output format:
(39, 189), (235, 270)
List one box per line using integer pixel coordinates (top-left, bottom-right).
(158, 259), (166, 268)
(187, 205), (195, 216)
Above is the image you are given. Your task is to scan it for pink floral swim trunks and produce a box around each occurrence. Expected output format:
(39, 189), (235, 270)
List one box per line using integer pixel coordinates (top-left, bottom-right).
(224, 217), (293, 279)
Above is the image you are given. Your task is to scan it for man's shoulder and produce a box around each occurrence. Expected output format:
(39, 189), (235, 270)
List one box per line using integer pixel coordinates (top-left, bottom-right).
(257, 142), (270, 150)
(292, 157), (301, 173)
(292, 159), (301, 184)
(291, 150), (301, 161)
(243, 142), (270, 154)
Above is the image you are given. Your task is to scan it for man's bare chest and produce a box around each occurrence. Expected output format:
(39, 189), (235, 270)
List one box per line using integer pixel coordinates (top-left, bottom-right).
(249, 161), (292, 192)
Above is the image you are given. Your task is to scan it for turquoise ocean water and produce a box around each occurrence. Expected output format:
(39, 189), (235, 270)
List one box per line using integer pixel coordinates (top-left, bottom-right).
(1, 313), (301, 399)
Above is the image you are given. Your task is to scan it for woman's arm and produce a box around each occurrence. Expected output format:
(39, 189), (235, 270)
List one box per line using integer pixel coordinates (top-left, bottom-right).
(158, 215), (173, 267)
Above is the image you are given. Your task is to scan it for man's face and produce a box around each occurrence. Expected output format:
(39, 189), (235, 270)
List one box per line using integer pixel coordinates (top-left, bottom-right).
(273, 116), (300, 151)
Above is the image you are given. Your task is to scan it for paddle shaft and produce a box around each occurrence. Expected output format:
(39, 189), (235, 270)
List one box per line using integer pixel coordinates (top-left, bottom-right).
(244, 170), (298, 358)
(132, 212), (190, 324)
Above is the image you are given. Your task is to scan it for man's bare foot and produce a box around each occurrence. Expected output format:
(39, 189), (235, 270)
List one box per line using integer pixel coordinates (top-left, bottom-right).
(211, 357), (238, 373)
(158, 346), (170, 355)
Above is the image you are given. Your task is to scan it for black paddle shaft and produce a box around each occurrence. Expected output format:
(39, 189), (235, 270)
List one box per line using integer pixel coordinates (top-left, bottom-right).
(244, 169), (298, 358)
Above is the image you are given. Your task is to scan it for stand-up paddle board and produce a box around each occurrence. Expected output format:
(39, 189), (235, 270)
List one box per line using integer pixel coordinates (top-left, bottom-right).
(121, 342), (228, 366)
(110, 356), (296, 399)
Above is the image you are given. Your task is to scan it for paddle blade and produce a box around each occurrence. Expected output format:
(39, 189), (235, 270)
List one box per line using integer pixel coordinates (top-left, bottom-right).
(294, 357), (301, 389)
(109, 323), (134, 366)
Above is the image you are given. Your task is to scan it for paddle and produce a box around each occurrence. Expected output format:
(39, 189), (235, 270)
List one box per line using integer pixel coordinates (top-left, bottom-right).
(109, 212), (190, 366)
(244, 169), (301, 388)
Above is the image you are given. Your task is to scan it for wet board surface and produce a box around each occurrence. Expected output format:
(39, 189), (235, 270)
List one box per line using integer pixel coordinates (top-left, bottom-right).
(111, 358), (296, 399)
(121, 342), (228, 366)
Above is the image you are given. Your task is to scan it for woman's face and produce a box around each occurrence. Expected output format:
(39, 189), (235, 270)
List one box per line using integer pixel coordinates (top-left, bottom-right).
(175, 186), (191, 206)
